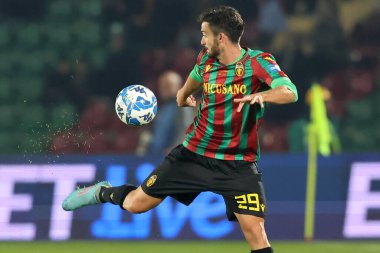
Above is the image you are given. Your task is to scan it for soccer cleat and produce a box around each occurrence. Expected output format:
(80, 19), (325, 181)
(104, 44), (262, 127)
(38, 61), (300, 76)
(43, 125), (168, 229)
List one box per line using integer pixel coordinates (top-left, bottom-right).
(62, 181), (112, 211)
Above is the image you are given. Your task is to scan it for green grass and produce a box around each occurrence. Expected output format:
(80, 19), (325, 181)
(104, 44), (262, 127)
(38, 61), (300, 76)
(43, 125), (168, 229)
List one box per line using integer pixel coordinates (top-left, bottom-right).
(0, 241), (379, 253)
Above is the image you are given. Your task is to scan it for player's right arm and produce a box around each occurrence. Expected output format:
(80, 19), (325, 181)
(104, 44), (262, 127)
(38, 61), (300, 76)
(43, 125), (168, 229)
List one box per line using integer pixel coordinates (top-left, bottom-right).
(177, 50), (205, 107)
(177, 50), (206, 107)
(176, 75), (202, 107)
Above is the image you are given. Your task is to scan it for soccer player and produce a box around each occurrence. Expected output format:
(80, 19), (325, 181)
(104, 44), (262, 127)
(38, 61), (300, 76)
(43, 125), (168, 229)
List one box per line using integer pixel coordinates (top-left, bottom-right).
(63, 6), (297, 253)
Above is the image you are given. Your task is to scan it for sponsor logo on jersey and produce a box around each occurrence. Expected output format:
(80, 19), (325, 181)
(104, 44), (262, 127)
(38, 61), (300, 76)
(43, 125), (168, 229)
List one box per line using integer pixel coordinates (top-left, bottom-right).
(146, 175), (157, 187)
(235, 62), (244, 76)
(203, 82), (247, 95)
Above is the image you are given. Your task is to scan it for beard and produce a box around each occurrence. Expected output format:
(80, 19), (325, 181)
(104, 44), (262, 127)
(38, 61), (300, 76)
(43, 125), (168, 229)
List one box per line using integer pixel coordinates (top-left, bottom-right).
(206, 41), (221, 59)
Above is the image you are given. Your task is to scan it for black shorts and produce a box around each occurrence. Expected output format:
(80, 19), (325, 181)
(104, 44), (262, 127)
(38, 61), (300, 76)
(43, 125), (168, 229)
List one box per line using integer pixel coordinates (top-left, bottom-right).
(141, 144), (267, 221)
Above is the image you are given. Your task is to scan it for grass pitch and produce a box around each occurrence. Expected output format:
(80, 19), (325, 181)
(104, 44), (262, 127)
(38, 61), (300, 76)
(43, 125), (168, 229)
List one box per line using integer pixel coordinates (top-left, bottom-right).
(0, 241), (379, 253)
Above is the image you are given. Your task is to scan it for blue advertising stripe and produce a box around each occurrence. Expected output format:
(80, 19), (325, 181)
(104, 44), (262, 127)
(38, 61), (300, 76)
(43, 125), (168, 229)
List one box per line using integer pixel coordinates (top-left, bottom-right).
(92, 165), (129, 238)
(1, 154), (380, 240)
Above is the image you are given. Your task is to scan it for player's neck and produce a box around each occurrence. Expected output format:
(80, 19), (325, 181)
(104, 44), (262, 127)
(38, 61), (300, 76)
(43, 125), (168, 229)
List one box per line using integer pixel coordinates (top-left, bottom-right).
(218, 44), (242, 65)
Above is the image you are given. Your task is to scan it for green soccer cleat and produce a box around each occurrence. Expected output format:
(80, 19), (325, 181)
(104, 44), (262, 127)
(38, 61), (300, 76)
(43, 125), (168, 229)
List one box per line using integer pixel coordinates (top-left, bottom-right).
(62, 181), (112, 211)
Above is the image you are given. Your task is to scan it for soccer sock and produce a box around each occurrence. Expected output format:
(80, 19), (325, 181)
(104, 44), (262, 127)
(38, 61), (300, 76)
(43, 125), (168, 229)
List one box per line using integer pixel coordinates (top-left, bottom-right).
(251, 247), (274, 253)
(98, 185), (137, 208)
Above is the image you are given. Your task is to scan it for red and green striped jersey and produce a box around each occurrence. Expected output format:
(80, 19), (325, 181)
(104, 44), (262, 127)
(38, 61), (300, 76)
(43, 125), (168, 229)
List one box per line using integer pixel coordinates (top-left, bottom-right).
(183, 47), (297, 162)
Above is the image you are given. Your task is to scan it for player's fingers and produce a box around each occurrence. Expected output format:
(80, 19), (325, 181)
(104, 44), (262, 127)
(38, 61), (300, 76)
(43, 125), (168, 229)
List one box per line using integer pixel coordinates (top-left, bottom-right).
(184, 97), (191, 107)
(258, 96), (264, 108)
(237, 102), (244, 112)
(249, 95), (264, 108)
(234, 96), (250, 103)
(250, 96), (258, 105)
(187, 96), (196, 107)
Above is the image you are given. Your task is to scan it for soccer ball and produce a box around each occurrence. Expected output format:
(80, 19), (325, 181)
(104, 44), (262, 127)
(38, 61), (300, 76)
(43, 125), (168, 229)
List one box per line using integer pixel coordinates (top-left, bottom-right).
(115, 84), (158, 126)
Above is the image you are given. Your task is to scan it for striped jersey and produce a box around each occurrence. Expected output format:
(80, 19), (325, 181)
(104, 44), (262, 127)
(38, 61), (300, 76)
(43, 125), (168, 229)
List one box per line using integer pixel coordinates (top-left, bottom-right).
(183, 47), (297, 162)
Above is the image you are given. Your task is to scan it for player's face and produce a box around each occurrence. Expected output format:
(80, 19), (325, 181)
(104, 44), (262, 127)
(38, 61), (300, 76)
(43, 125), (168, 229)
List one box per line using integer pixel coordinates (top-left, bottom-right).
(201, 22), (221, 58)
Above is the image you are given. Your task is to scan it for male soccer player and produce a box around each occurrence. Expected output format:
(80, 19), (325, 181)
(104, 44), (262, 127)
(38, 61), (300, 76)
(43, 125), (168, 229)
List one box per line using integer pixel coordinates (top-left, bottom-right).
(63, 6), (297, 253)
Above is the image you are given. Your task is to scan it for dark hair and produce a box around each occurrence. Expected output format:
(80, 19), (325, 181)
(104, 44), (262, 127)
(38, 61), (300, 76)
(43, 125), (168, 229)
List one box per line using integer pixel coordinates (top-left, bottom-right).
(198, 6), (244, 44)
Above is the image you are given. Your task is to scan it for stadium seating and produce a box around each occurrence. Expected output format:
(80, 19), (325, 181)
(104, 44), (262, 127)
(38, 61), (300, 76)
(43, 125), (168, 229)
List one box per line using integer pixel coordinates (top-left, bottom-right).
(0, 77), (12, 103)
(1, 0), (379, 154)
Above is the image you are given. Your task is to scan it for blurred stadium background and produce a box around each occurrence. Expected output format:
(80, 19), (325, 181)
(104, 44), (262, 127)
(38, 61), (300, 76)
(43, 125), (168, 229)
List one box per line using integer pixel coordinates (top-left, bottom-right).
(0, 0), (379, 252)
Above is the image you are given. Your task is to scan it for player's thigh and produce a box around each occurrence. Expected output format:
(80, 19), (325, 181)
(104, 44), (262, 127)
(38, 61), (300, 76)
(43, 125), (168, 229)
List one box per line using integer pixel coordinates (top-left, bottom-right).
(123, 186), (163, 213)
(141, 145), (212, 204)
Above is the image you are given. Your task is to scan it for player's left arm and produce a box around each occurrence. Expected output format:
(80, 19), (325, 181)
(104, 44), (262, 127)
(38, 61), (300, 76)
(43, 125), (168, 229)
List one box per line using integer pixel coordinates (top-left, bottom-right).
(234, 53), (298, 112)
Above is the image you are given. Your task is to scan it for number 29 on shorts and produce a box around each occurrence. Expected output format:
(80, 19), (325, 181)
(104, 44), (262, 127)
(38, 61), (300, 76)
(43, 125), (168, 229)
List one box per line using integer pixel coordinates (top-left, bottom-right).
(235, 193), (265, 212)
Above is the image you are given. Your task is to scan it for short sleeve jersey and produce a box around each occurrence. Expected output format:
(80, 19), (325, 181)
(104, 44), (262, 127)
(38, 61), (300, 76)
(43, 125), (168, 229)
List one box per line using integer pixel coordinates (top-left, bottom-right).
(182, 48), (297, 162)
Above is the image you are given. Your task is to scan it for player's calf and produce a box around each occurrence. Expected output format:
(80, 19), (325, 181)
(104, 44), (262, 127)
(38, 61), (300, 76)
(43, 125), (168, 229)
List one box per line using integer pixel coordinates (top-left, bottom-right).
(121, 186), (164, 213)
(99, 185), (163, 213)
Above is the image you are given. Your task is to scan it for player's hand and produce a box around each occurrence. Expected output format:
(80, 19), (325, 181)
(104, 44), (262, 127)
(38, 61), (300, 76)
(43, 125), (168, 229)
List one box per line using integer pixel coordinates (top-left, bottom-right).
(183, 95), (196, 107)
(177, 91), (196, 107)
(234, 94), (264, 112)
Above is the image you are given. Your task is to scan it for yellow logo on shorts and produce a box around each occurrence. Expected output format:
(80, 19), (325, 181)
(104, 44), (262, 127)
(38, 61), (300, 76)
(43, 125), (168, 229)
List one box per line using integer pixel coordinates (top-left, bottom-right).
(146, 175), (157, 187)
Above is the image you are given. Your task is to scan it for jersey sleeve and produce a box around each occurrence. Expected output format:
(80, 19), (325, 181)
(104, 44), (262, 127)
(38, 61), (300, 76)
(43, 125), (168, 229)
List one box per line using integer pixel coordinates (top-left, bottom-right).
(253, 53), (298, 101)
(189, 49), (207, 83)
(189, 64), (203, 82)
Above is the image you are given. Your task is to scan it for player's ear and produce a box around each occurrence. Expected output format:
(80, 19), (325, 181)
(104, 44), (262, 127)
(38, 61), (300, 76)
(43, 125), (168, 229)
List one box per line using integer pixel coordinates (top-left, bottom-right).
(219, 33), (228, 42)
